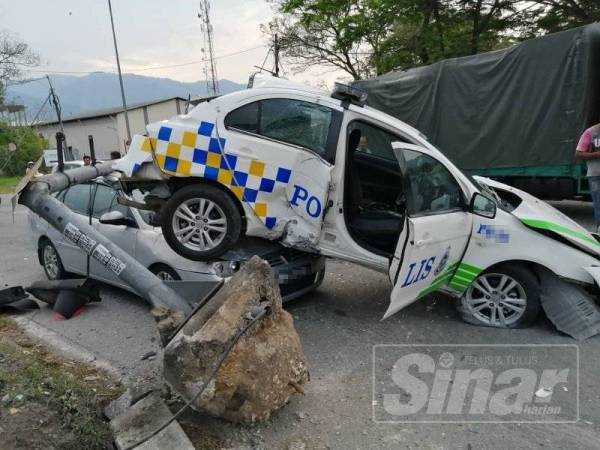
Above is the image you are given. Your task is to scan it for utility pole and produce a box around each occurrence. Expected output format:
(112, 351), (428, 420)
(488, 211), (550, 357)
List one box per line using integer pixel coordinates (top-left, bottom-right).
(46, 76), (64, 135)
(274, 34), (280, 77)
(46, 75), (71, 158)
(198, 0), (219, 97)
(107, 0), (132, 148)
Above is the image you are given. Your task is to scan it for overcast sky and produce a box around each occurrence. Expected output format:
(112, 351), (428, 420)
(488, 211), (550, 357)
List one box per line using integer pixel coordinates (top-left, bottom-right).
(1, 0), (347, 87)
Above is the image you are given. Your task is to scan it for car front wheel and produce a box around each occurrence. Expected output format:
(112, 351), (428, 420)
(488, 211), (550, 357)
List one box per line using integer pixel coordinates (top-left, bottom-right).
(161, 184), (242, 261)
(40, 239), (66, 281)
(457, 264), (540, 328)
(150, 264), (181, 281)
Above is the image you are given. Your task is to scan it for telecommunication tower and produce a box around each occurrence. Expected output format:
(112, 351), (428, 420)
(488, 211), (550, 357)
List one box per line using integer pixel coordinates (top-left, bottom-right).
(198, 0), (219, 96)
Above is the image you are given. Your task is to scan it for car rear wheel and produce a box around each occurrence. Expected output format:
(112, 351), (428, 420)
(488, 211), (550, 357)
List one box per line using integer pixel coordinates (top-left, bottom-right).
(40, 239), (66, 280)
(457, 264), (540, 328)
(150, 264), (181, 281)
(161, 184), (242, 261)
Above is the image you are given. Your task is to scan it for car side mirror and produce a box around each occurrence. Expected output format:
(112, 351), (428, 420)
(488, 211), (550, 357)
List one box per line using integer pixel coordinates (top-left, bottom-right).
(470, 193), (496, 219)
(99, 211), (136, 227)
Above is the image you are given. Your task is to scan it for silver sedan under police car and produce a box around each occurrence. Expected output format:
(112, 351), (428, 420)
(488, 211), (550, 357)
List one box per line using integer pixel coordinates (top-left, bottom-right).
(27, 176), (325, 302)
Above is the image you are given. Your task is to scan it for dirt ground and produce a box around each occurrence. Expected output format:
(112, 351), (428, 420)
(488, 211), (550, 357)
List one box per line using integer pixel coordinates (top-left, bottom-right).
(0, 317), (122, 450)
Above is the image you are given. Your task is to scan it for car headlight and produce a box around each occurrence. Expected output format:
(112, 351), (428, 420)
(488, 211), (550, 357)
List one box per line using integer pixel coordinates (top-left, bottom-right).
(212, 260), (242, 278)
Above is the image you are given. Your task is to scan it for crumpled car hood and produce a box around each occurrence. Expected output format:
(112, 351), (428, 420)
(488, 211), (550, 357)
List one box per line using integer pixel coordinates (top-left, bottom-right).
(476, 177), (600, 256)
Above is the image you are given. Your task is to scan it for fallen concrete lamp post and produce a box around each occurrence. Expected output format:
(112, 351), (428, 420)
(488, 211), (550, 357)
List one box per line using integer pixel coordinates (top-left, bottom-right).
(17, 161), (192, 314)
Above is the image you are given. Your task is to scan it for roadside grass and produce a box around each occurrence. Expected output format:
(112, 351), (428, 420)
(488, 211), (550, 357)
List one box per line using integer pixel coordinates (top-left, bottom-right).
(0, 176), (21, 194)
(0, 317), (123, 449)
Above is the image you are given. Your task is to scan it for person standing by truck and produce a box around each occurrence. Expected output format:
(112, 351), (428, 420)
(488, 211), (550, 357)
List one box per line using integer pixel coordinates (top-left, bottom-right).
(575, 124), (600, 232)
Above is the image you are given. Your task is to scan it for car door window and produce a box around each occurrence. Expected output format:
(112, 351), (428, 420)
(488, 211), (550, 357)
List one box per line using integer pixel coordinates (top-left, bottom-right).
(93, 185), (128, 219)
(62, 184), (93, 215)
(224, 101), (259, 133)
(349, 121), (405, 161)
(261, 99), (332, 154)
(225, 98), (335, 158)
(403, 149), (463, 215)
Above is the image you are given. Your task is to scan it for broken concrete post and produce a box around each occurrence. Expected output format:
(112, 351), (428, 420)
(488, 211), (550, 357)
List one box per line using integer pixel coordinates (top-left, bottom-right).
(151, 307), (187, 347)
(109, 392), (194, 450)
(163, 256), (309, 423)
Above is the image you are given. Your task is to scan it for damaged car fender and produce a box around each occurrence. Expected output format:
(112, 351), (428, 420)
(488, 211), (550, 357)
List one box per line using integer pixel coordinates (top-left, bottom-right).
(115, 88), (343, 255)
(447, 209), (600, 297)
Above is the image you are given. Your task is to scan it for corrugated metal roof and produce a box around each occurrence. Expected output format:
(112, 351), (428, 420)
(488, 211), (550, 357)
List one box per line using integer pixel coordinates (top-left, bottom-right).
(37, 95), (207, 126)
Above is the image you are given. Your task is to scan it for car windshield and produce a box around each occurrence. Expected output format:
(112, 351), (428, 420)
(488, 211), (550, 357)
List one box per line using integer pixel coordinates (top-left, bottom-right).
(417, 142), (515, 213)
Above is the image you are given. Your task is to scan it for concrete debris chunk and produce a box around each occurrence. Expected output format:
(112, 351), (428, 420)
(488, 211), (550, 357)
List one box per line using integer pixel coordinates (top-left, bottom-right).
(151, 307), (186, 347)
(110, 392), (194, 450)
(163, 256), (309, 423)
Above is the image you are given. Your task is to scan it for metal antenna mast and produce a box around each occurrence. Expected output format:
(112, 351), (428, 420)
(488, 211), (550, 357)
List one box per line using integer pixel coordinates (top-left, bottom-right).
(198, 0), (219, 97)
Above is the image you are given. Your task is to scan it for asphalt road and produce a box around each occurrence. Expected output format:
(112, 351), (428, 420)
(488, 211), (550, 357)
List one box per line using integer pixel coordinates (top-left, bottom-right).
(2, 195), (600, 449)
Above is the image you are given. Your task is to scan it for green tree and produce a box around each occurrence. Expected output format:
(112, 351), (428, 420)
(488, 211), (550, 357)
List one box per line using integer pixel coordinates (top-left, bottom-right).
(264, 0), (401, 80)
(266, 0), (598, 79)
(0, 122), (46, 176)
(529, 0), (600, 33)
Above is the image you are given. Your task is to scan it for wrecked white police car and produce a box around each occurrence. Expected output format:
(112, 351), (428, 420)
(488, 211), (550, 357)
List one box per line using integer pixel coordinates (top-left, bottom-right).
(114, 74), (600, 330)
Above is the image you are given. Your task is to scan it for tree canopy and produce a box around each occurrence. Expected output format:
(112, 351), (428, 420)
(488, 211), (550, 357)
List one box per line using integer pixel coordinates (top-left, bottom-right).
(266, 0), (600, 80)
(0, 30), (39, 103)
(0, 122), (46, 176)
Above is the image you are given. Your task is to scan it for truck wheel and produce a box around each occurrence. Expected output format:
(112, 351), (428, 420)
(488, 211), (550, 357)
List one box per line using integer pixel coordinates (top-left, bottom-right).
(40, 239), (67, 280)
(161, 184), (242, 261)
(457, 264), (540, 328)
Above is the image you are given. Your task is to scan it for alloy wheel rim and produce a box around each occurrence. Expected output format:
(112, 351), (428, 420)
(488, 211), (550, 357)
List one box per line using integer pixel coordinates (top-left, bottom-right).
(464, 272), (527, 326)
(172, 198), (227, 252)
(43, 245), (59, 279)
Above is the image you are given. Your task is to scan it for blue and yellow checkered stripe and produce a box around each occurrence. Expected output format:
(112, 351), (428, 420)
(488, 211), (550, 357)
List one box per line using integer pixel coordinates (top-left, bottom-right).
(140, 120), (292, 230)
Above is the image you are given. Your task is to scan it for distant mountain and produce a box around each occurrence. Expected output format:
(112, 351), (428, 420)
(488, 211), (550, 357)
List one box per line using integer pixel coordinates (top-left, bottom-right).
(6, 72), (245, 122)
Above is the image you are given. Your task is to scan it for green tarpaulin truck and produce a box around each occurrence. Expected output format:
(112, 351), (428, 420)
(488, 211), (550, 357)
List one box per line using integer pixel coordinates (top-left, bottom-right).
(354, 23), (600, 199)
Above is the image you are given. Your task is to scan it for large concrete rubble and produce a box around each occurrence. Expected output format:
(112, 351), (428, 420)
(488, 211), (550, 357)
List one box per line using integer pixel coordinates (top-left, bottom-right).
(163, 256), (309, 423)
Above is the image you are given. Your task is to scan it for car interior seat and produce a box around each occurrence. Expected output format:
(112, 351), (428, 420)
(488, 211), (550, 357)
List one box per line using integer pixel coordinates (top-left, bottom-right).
(345, 129), (405, 254)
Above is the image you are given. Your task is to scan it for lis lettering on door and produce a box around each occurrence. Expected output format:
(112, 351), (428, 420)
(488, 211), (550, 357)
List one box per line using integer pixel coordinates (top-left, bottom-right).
(401, 256), (436, 288)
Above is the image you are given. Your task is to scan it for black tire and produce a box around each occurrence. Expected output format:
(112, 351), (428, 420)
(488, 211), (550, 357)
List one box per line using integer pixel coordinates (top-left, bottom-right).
(150, 264), (181, 281)
(39, 239), (67, 281)
(456, 263), (541, 329)
(161, 184), (242, 261)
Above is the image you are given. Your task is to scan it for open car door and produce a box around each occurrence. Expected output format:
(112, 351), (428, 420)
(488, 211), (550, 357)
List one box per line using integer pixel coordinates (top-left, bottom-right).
(385, 144), (473, 319)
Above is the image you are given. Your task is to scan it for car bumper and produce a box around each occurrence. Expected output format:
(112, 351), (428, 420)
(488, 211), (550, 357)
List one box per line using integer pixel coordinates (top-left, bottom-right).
(176, 250), (326, 302)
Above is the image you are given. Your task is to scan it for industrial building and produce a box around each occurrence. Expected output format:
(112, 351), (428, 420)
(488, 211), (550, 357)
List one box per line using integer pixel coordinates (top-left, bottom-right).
(37, 96), (202, 160)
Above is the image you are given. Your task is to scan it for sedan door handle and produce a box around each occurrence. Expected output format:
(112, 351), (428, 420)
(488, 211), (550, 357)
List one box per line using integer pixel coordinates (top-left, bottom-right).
(415, 238), (433, 247)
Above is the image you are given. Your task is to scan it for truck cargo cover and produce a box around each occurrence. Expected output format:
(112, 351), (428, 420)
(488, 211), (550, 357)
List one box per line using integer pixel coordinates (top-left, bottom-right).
(354, 24), (600, 170)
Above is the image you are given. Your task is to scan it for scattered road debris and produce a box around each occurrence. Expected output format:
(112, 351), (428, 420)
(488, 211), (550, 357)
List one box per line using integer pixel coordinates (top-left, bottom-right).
(537, 267), (600, 340)
(0, 286), (38, 313)
(25, 278), (102, 319)
(109, 392), (194, 450)
(140, 351), (157, 361)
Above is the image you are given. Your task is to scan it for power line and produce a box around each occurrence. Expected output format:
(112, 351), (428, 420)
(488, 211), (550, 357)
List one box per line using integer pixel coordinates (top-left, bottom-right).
(19, 45), (266, 75)
(29, 94), (51, 125)
(6, 76), (47, 86)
